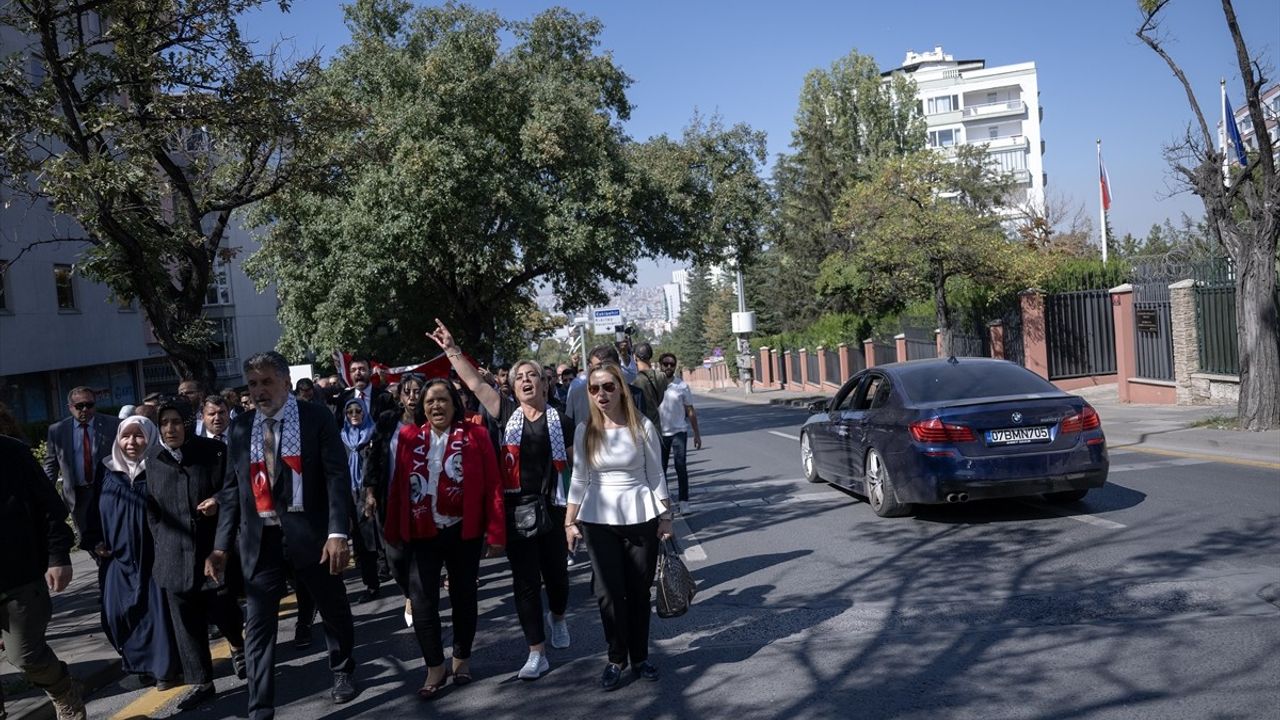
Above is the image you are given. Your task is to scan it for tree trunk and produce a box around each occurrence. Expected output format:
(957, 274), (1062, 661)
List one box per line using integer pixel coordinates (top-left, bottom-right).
(1235, 239), (1280, 430)
(933, 268), (954, 356)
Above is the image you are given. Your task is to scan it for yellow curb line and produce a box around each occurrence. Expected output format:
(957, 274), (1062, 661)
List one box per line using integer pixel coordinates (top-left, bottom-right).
(109, 594), (298, 720)
(1114, 444), (1280, 470)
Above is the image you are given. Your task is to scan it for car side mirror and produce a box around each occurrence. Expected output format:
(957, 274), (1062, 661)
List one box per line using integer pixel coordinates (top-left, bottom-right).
(808, 399), (829, 415)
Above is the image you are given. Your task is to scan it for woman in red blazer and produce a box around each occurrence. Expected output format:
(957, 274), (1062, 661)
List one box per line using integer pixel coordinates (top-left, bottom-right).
(380, 378), (505, 699)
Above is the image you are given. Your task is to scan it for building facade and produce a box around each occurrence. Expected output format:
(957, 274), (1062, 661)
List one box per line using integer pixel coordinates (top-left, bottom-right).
(1234, 83), (1280, 164)
(885, 46), (1047, 214)
(0, 23), (282, 429)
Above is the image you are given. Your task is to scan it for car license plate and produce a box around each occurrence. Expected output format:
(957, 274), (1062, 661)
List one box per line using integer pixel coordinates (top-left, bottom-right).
(986, 426), (1051, 445)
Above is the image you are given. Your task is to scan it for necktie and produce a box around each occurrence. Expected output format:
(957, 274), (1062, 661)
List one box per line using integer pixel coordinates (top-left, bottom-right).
(81, 423), (93, 485)
(263, 418), (278, 488)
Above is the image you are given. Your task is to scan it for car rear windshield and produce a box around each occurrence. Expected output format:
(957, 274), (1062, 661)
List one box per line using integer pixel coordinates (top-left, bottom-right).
(896, 362), (1060, 404)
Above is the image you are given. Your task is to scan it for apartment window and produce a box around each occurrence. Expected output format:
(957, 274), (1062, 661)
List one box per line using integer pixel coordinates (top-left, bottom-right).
(988, 126), (999, 140)
(928, 128), (960, 148)
(0, 260), (8, 311)
(927, 95), (959, 114)
(209, 317), (237, 360)
(205, 260), (232, 306)
(54, 264), (76, 310)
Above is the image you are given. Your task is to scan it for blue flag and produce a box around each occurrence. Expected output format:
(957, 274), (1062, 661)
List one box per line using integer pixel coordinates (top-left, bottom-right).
(1225, 96), (1248, 166)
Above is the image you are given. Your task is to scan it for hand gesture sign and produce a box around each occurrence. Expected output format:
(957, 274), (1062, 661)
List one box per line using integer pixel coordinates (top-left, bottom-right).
(427, 318), (457, 353)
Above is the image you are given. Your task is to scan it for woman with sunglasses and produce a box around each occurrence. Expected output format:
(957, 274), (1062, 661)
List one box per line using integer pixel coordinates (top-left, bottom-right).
(563, 362), (673, 690)
(364, 374), (425, 626)
(428, 319), (574, 682)
(381, 378), (505, 698)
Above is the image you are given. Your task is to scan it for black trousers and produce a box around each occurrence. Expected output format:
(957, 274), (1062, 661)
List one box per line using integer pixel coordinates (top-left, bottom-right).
(582, 520), (659, 666)
(243, 526), (355, 720)
(167, 586), (245, 684)
(387, 523), (484, 667)
(505, 504), (570, 647)
(661, 432), (690, 501)
(350, 491), (384, 592)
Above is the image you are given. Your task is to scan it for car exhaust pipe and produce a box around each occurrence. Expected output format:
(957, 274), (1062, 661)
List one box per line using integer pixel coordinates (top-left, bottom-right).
(946, 493), (959, 503)
(957, 493), (969, 503)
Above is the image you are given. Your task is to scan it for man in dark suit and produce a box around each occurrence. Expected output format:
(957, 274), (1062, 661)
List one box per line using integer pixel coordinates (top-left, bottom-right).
(206, 352), (358, 720)
(42, 386), (120, 544)
(332, 357), (389, 428)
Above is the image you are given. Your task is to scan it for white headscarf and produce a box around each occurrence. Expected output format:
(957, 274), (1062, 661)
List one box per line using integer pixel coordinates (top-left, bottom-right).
(105, 415), (157, 481)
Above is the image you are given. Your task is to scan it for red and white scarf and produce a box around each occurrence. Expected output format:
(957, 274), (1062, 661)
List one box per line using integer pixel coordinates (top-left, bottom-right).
(385, 423), (475, 543)
(249, 396), (304, 519)
(502, 405), (567, 503)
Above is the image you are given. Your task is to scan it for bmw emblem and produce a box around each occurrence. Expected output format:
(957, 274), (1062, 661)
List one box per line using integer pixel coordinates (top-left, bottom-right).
(1011, 412), (1023, 424)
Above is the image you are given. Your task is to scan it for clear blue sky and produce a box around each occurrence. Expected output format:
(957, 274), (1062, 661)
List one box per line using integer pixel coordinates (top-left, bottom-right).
(242, 0), (1280, 287)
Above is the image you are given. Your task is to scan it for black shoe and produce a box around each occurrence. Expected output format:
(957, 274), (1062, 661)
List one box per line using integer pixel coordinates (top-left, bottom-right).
(600, 663), (624, 691)
(176, 683), (216, 711)
(208, 624), (223, 641)
(332, 672), (357, 704)
(155, 676), (182, 691)
(230, 648), (247, 680)
(293, 624), (313, 651)
(357, 586), (380, 604)
(377, 571), (394, 584)
(631, 661), (660, 681)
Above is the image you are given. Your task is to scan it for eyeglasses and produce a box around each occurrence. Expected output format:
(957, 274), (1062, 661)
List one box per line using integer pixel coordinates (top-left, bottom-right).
(587, 382), (617, 395)
(73, 402), (95, 410)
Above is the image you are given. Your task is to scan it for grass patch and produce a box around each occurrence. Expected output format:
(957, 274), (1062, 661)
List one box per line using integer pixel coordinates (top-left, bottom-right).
(1189, 414), (1239, 430)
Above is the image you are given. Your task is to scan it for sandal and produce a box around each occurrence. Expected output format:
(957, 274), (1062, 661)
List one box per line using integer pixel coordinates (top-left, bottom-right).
(452, 660), (472, 686)
(417, 666), (449, 701)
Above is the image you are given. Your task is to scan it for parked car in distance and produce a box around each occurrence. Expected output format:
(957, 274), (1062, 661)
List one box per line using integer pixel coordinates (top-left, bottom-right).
(799, 357), (1109, 517)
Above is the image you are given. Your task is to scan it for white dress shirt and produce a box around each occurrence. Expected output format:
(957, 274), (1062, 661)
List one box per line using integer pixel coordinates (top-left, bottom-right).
(567, 418), (668, 525)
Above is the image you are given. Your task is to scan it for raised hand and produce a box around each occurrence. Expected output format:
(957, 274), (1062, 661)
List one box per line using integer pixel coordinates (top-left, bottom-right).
(427, 318), (456, 352)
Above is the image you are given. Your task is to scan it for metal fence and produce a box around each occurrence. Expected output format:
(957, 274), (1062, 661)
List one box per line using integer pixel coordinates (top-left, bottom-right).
(948, 332), (987, 358)
(806, 352), (820, 385)
(823, 348), (841, 385)
(901, 320), (937, 361)
(753, 353), (763, 383)
(904, 337), (937, 360)
(1196, 285), (1238, 375)
(1133, 282), (1174, 381)
(790, 350), (802, 384)
(775, 349), (787, 387)
(849, 345), (867, 375)
(1044, 289), (1116, 379)
(873, 342), (897, 366)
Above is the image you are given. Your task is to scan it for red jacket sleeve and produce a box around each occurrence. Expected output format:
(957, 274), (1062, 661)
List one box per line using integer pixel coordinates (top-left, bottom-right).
(472, 424), (506, 547)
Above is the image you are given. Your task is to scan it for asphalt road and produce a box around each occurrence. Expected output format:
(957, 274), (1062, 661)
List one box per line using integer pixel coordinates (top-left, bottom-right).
(83, 396), (1280, 720)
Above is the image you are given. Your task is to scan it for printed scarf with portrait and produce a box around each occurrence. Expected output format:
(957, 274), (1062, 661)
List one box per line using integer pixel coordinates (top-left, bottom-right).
(384, 422), (477, 544)
(249, 396), (304, 518)
(502, 406), (567, 504)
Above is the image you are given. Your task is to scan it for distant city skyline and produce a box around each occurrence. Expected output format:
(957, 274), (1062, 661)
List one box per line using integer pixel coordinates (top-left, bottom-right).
(242, 1), (1280, 287)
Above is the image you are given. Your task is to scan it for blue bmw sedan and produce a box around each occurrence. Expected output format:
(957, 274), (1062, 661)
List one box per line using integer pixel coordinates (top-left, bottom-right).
(799, 357), (1109, 517)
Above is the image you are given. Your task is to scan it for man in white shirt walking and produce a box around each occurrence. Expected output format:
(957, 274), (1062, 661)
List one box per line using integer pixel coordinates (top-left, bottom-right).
(656, 353), (700, 508)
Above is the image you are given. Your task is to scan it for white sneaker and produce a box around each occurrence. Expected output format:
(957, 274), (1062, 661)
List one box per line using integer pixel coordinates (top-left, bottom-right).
(517, 650), (550, 680)
(546, 612), (571, 649)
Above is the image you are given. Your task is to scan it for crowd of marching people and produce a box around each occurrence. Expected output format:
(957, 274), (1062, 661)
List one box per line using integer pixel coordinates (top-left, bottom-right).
(0, 322), (702, 720)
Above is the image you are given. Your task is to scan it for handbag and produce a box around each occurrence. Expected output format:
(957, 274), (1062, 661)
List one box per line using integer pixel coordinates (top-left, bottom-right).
(512, 495), (551, 538)
(654, 537), (696, 618)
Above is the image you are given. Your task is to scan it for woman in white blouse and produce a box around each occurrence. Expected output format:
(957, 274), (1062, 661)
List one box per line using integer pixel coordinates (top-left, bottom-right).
(564, 363), (674, 690)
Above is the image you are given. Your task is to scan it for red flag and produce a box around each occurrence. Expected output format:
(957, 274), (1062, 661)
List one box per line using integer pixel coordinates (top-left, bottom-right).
(1098, 153), (1112, 212)
(382, 351), (478, 383)
(332, 350), (353, 386)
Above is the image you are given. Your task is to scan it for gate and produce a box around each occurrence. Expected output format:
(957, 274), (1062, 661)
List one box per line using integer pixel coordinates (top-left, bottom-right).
(1044, 289), (1116, 379)
(1133, 282), (1174, 380)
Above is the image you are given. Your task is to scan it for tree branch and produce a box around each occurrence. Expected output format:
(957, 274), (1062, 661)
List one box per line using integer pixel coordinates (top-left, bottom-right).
(1137, 5), (1214, 149)
(3, 236), (97, 267)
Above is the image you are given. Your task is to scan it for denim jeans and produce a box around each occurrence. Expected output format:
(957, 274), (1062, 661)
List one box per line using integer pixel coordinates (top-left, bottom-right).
(660, 432), (689, 501)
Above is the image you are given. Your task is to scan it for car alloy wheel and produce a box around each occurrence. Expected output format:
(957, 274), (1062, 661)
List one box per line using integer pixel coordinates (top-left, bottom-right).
(801, 432), (822, 483)
(865, 448), (912, 518)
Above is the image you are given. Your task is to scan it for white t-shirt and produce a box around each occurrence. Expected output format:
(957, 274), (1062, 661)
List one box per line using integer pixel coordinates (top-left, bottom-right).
(659, 379), (694, 436)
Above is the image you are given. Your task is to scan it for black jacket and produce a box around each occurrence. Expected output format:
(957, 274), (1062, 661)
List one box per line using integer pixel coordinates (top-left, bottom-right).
(1, 436), (74, 593)
(215, 399), (354, 577)
(146, 436), (228, 594)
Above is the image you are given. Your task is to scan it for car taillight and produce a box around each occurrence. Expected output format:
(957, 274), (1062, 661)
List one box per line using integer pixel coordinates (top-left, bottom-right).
(1061, 405), (1101, 433)
(909, 417), (976, 443)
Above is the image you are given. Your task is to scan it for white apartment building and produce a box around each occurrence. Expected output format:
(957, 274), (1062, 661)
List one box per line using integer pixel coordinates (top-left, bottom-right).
(1234, 83), (1280, 164)
(662, 282), (684, 325)
(885, 46), (1047, 214)
(0, 21), (282, 429)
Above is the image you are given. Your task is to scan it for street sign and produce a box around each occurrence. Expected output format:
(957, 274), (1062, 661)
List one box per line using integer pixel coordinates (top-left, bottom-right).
(592, 307), (622, 335)
(1135, 308), (1159, 333)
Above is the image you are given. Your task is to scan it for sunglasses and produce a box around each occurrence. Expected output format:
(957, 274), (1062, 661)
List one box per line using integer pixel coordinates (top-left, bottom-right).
(73, 402), (95, 410)
(660, 361), (677, 367)
(588, 381), (618, 396)
(345, 409), (364, 416)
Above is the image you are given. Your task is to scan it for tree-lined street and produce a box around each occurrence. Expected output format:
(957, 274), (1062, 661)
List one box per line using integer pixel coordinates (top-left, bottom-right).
(26, 395), (1274, 720)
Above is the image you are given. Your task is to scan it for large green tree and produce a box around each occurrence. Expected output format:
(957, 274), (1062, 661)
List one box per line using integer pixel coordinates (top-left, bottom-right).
(248, 1), (758, 363)
(1137, 0), (1279, 430)
(763, 49), (926, 330)
(824, 147), (1015, 353)
(0, 0), (340, 389)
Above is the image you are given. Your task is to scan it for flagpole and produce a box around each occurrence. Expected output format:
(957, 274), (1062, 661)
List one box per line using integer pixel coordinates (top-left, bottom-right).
(1097, 139), (1107, 265)
(1220, 79), (1230, 187)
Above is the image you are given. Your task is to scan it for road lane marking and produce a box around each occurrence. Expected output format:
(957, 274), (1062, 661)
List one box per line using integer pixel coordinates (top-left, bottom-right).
(768, 430), (801, 441)
(672, 516), (707, 562)
(1019, 500), (1126, 529)
(1108, 458), (1210, 473)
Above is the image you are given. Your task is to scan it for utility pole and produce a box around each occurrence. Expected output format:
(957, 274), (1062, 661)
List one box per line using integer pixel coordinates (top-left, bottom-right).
(731, 260), (755, 394)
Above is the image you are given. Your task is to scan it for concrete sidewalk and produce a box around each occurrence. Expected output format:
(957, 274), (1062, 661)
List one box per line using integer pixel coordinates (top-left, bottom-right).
(1, 551), (122, 720)
(698, 382), (1279, 467)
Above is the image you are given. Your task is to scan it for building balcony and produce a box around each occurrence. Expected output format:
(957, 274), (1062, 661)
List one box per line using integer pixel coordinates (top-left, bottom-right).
(961, 99), (1026, 120)
(966, 134), (1029, 151)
